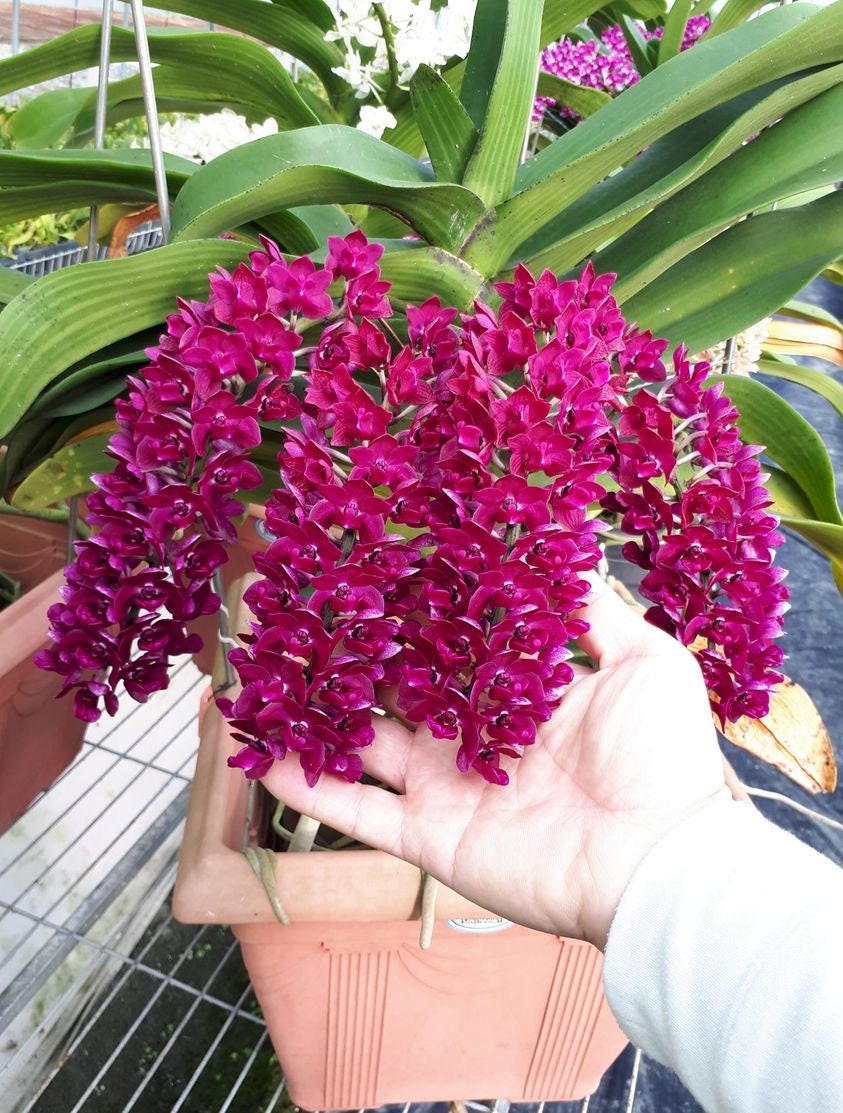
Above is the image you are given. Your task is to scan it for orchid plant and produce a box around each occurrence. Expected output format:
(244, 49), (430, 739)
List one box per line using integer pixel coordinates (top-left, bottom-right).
(1, 0), (842, 787)
(37, 232), (788, 788)
(534, 16), (711, 125)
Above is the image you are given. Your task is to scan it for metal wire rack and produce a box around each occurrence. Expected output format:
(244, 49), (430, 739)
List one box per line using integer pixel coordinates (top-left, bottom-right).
(0, 222), (164, 277)
(0, 652), (646, 1113)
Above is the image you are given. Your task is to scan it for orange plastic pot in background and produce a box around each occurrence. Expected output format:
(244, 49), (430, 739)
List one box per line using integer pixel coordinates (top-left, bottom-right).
(0, 569), (87, 833)
(0, 511), (70, 595)
(175, 637), (627, 1108)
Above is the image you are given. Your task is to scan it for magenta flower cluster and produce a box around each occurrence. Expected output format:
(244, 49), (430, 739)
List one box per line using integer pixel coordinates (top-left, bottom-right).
(534, 16), (711, 121)
(37, 232), (786, 787)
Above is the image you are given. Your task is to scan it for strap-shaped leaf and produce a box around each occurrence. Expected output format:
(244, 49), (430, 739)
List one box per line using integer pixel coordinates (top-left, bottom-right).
(0, 26), (321, 134)
(535, 73), (612, 118)
(621, 192), (843, 353)
(6, 87), (89, 147)
(30, 349), (149, 420)
(462, 3), (543, 205)
(603, 80), (843, 299)
(778, 300), (843, 332)
(146, 0), (345, 95)
(779, 518), (843, 595)
(0, 148), (196, 223)
(658, 0), (694, 62)
(519, 68), (837, 275)
(706, 0), (773, 39)
(541, 0), (615, 44)
(379, 246), (487, 309)
(485, 3), (843, 269)
(255, 205), (355, 256)
(0, 240), (252, 439)
(460, 0), (507, 128)
(619, 15), (653, 75)
(758, 360), (843, 422)
(9, 28), (318, 148)
(11, 435), (111, 511)
(717, 375), (843, 527)
(170, 127), (486, 251)
(0, 418), (62, 495)
(0, 269), (31, 307)
(410, 64), (477, 182)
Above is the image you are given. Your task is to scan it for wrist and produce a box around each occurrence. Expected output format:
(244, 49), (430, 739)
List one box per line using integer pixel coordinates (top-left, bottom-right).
(582, 787), (736, 951)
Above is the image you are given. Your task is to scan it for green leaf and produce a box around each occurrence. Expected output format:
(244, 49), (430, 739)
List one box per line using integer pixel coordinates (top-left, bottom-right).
(0, 182), (150, 225)
(10, 435), (111, 511)
(619, 15), (653, 75)
(410, 64), (478, 182)
(535, 73), (612, 118)
(0, 240), (252, 439)
(763, 467), (843, 592)
(379, 245), (487, 309)
(779, 516), (843, 594)
(764, 465), (815, 520)
(777, 299), (843, 333)
(520, 69), (835, 276)
(0, 148), (195, 224)
(30, 351), (145, 419)
(603, 79), (843, 301)
(0, 147), (196, 188)
(170, 127), (486, 252)
(757, 359), (843, 423)
(7, 87), (91, 148)
(717, 374), (843, 526)
(658, 0), (695, 63)
(462, 3), (544, 205)
(254, 205), (355, 256)
(0, 268), (31, 307)
(706, 0), (773, 39)
(621, 191), (843, 353)
(487, 3), (843, 269)
(541, 0), (618, 44)
(0, 418), (61, 495)
(147, 0), (346, 96)
(5, 31), (319, 150)
(460, 0), (507, 128)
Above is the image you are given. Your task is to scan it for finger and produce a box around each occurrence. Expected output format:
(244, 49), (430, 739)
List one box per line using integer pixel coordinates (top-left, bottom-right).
(374, 684), (412, 726)
(262, 758), (407, 857)
(722, 755), (753, 805)
(360, 712), (415, 792)
(572, 572), (668, 667)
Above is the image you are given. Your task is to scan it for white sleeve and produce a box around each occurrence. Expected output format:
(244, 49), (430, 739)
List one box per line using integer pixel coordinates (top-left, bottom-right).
(602, 797), (843, 1113)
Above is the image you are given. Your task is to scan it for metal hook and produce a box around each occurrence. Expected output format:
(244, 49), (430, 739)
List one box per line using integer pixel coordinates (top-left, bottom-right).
(128, 0), (171, 242)
(87, 0), (114, 263)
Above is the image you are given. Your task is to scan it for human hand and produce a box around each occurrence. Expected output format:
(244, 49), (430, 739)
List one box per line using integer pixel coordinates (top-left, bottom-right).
(262, 576), (732, 949)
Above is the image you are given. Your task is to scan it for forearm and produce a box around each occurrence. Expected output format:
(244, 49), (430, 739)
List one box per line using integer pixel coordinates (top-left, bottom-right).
(603, 797), (843, 1113)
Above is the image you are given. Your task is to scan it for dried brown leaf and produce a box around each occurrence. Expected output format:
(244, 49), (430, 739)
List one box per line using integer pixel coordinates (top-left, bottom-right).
(719, 677), (837, 794)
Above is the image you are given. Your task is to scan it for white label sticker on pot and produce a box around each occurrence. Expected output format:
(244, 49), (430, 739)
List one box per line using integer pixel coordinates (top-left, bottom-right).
(445, 916), (513, 934)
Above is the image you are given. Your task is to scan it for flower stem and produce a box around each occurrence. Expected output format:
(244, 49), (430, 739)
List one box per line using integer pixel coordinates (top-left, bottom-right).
(419, 872), (439, 950)
(288, 813), (321, 853)
(373, 3), (401, 92)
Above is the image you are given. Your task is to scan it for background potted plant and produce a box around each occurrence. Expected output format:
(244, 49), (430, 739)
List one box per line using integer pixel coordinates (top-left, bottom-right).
(0, 517), (88, 832)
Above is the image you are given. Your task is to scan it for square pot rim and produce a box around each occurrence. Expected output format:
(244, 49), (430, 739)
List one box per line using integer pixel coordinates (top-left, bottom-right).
(173, 693), (495, 927)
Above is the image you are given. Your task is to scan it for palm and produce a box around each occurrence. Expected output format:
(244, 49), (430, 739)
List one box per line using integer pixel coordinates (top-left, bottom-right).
(263, 579), (727, 947)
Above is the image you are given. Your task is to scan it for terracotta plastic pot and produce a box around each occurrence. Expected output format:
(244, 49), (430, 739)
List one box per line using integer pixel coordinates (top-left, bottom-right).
(0, 568), (87, 833)
(174, 689), (627, 1108)
(0, 511), (70, 595)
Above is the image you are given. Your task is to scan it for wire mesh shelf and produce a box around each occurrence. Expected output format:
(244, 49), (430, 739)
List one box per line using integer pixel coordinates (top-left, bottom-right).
(0, 222), (164, 278)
